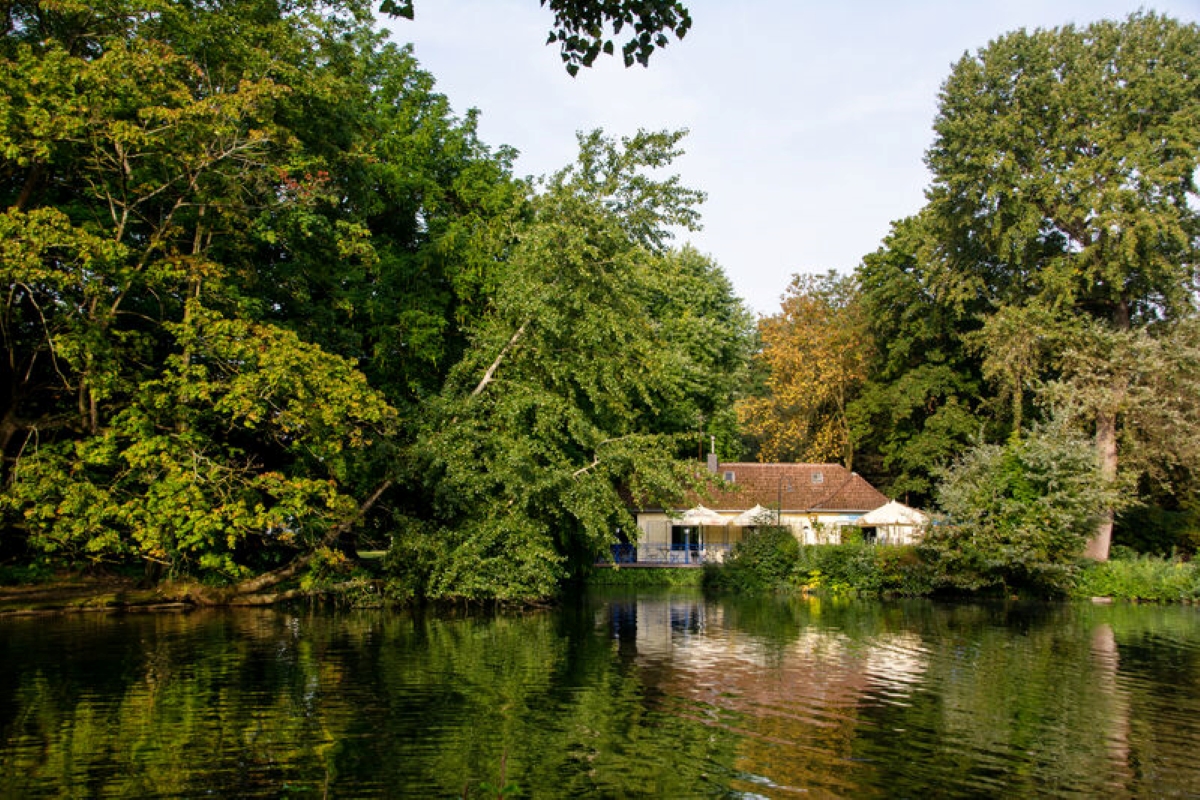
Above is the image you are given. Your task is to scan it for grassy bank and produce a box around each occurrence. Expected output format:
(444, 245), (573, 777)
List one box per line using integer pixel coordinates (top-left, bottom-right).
(7, 546), (1198, 610)
(584, 566), (705, 588)
(1073, 553), (1200, 602)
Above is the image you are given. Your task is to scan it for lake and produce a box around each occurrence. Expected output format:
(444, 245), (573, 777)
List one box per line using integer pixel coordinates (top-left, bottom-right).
(1, 590), (1199, 797)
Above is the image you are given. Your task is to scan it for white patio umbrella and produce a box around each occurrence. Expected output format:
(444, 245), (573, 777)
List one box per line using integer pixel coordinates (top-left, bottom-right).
(730, 504), (775, 526)
(858, 500), (929, 545)
(678, 505), (729, 526)
(858, 500), (929, 527)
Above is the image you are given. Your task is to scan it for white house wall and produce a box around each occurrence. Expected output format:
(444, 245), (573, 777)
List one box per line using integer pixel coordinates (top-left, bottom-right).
(634, 511), (869, 552)
(638, 515), (676, 546)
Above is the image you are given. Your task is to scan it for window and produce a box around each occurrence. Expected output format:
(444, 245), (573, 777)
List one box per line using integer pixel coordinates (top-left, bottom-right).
(811, 471), (824, 484)
(672, 526), (700, 547)
(724, 470), (736, 483)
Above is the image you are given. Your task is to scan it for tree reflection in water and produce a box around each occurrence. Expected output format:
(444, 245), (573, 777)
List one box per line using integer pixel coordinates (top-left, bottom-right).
(1, 597), (1199, 797)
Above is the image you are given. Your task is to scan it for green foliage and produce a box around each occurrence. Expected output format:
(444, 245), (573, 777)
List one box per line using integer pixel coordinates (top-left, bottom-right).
(0, 0), (416, 581)
(704, 531), (933, 598)
(3, 307), (397, 578)
(927, 12), (1200, 325)
(849, 213), (986, 502)
(1044, 318), (1200, 509)
(393, 0), (692, 75)
(1117, 496), (1200, 557)
(703, 526), (799, 593)
(923, 12), (1200, 560)
(0, 562), (52, 585)
(585, 566), (705, 588)
(0, 0), (748, 602)
(834, 14), (1200, 553)
(925, 423), (1118, 594)
(794, 543), (933, 598)
(539, 0), (692, 74)
(1073, 552), (1200, 602)
(647, 245), (756, 455)
(386, 129), (752, 599)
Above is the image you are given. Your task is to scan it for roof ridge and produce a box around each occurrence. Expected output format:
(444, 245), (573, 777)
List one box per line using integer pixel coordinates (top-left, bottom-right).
(717, 461), (846, 469)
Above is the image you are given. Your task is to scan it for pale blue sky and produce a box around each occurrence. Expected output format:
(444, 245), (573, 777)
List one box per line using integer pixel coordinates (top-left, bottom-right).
(388, 1), (1200, 315)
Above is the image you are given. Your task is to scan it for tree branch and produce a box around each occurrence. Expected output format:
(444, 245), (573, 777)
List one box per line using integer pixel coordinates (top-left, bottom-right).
(472, 319), (529, 397)
(230, 479), (393, 596)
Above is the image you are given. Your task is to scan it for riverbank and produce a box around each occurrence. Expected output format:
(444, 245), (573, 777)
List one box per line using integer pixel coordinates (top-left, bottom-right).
(4, 546), (1199, 613)
(0, 574), (190, 614)
(586, 541), (1200, 604)
(0, 570), (387, 615)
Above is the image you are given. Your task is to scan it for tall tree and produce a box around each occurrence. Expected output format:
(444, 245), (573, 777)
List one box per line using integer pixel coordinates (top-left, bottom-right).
(850, 214), (986, 502)
(925, 12), (1200, 559)
(643, 244), (756, 459)
(0, 0), (398, 461)
(390, 130), (751, 600)
(0, 0), (517, 590)
(737, 271), (869, 467)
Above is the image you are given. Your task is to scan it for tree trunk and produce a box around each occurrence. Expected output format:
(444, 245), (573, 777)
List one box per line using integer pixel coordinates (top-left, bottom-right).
(1085, 407), (1118, 560)
(228, 479), (393, 597)
(1085, 299), (1130, 562)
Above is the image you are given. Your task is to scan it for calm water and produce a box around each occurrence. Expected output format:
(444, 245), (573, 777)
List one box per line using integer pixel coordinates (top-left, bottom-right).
(2, 592), (1199, 798)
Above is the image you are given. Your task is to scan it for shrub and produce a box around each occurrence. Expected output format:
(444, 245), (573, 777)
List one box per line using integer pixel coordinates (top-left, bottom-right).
(586, 566), (705, 588)
(1073, 553), (1200, 601)
(0, 562), (53, 585)
(794, 543), (932, 597)
(927, 423), (1119, 595)
(703, 526), (799, 593)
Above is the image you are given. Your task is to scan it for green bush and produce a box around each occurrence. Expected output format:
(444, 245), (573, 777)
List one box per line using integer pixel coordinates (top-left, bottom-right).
(703, 526), (799, 593)
(927, 423), (1118, 595)
(794, 543), (932, 597)
(1073, 553), (1200, 602)
(0, 562), (53, 585)
(702, 531), (933, 598)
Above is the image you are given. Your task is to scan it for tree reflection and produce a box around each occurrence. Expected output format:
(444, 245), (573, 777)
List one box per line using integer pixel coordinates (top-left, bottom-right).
(1, 600), (1199, 797)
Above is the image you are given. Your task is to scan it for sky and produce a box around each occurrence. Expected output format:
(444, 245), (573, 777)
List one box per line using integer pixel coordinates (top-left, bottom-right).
(386, 1), (1200, 316)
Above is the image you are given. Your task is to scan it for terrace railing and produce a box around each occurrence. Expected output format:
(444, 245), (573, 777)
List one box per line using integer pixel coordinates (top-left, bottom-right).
(604, 543), (734, 565)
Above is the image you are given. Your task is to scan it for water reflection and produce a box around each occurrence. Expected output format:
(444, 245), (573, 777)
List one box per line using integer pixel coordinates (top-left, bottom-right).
(593, 593), (1200, 798)
(1, 596), (1199, 797)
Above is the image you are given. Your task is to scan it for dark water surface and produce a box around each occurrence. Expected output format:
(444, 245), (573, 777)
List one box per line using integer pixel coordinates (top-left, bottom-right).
(2, 591), (1199, 798)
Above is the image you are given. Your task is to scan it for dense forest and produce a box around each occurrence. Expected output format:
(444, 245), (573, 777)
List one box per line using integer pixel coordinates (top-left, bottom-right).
(0, 0), (751, 602)
(1, 2), (1198, 601)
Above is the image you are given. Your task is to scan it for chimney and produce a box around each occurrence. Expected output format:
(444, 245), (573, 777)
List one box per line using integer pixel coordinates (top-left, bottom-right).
(706, 436), (718, 474)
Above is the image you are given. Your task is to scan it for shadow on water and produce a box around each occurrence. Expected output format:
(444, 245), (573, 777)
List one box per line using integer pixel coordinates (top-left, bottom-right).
(1, 595), (1199, 797)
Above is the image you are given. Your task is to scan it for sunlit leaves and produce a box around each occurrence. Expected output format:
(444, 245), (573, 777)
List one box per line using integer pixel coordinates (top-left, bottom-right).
(738, 271), (869, 466)
(4, 306), (397, 576)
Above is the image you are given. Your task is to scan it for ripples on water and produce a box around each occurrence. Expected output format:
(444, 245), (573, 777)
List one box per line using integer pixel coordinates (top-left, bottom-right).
(2, 597), (1200, 797)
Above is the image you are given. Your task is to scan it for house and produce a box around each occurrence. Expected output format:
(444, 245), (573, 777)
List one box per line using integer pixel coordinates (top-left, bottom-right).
(627, 461), (890, 564)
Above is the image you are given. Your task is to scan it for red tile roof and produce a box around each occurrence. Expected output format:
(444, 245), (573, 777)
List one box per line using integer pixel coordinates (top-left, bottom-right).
(644, 462), (888, 514)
